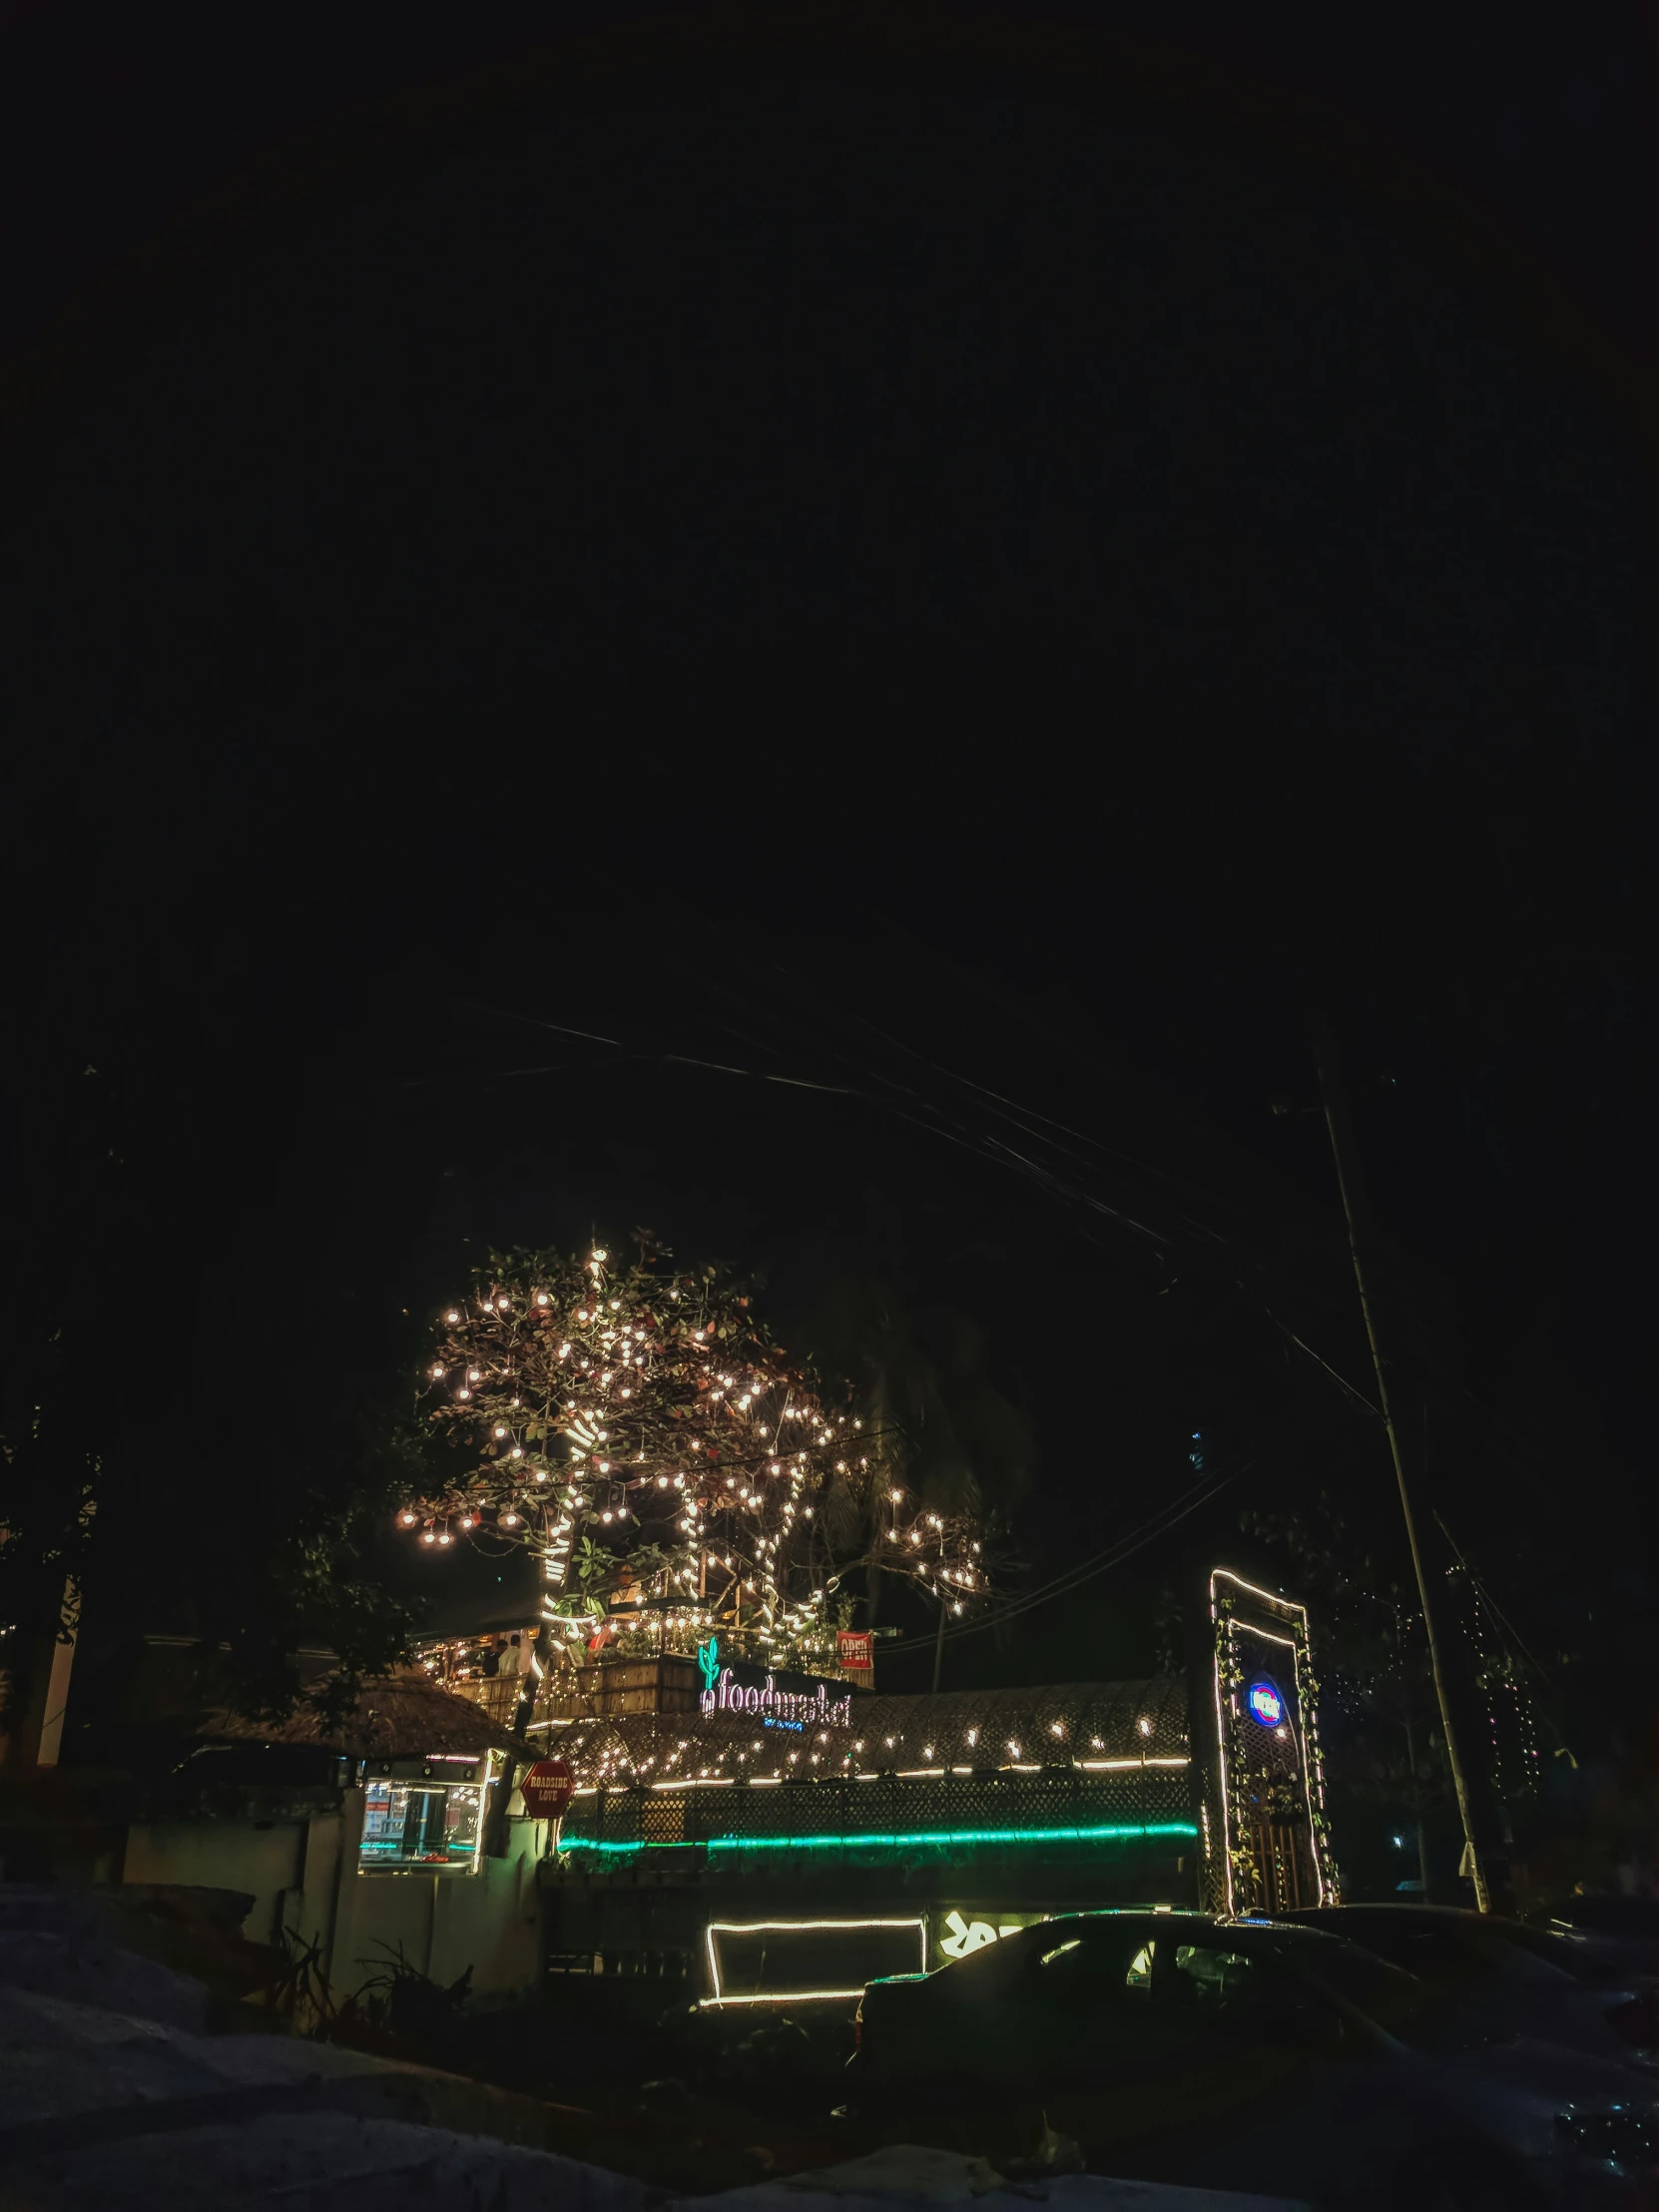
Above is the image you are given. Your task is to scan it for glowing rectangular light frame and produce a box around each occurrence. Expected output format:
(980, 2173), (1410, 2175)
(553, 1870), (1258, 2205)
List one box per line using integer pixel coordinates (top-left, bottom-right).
(702, 1916), (926, 2007)
(558, 1820), (1197, 1857)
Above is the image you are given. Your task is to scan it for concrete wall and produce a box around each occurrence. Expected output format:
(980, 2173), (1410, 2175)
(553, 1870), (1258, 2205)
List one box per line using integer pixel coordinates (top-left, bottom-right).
(124, 1819), (310, 1947)
(123, 1793), (550, 2004)
(337, 1803), (547, 2001)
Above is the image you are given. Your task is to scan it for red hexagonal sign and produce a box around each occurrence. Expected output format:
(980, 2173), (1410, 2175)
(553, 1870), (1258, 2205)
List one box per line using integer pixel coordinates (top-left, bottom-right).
(520, 1758), (575, 1819)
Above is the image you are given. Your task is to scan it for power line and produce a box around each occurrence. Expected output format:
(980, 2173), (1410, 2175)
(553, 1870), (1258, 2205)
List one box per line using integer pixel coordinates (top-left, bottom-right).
(878, 1456), (1251, 1658)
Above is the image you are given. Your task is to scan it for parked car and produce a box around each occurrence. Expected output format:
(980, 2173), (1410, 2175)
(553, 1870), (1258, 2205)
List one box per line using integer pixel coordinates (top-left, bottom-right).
(1282, 1906), (1656, 2071)
(1548, 1898), (1659, 1978)
(846, 1909), (1659, 2209)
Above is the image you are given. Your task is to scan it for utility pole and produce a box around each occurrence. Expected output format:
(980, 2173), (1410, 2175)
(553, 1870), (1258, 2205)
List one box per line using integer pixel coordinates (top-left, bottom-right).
(1392, 1599), (1433, 1900)
(1313, 1026), (1491, 1913)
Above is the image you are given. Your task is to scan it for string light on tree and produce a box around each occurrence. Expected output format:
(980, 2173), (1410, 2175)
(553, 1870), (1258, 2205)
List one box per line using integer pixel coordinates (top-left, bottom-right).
(393, 1235), (995, 1671)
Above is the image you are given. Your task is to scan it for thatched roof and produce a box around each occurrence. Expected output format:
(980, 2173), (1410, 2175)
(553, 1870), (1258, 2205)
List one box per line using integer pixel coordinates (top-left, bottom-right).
(202, 1672), (526, 1759)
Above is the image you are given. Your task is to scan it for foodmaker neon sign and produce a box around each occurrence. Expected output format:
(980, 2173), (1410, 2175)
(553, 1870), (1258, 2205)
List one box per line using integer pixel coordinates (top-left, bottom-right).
(696, 1636), (854, 1730)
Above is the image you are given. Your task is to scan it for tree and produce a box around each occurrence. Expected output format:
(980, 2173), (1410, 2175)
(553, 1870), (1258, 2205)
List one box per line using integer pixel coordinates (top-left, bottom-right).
(799, 1270), (1034, 1631)
(394, 1238), (994, 1671)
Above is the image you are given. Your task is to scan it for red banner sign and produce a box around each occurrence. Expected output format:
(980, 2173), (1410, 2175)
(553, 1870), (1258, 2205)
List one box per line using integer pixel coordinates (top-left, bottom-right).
(520, 1758), (575, 1819)
(836, 1630), (873, 1673)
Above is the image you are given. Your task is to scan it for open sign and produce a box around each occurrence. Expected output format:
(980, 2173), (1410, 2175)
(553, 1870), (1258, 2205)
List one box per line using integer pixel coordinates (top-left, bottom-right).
(1247, 1679), (1285, 1728)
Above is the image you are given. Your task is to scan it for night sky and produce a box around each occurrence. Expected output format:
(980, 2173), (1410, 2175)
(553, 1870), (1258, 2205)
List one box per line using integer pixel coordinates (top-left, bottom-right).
(3, 10), (1652, 1786)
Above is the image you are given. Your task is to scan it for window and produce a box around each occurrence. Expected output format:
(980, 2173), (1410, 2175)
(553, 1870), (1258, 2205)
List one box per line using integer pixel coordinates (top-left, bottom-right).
(1266, 1936), (1497, 2053)
(359, 1780), (483, 1872)
(1033, 1929), (1158, 2013)
(1168, 1943), (1261, 2020)
(1164, 1942), (1343, 2052)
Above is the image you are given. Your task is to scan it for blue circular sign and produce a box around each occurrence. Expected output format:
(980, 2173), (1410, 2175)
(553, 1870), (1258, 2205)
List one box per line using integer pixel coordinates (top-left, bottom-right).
(1247, 1679), (1285, 1728)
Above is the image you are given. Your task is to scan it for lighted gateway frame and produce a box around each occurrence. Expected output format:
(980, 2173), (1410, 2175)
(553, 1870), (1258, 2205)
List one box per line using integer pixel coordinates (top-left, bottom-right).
(1209, 1569), (1332, 1916)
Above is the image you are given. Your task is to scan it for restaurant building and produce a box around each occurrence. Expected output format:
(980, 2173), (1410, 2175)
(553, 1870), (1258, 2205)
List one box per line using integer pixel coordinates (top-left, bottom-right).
(422, 1562), (1337, 2004)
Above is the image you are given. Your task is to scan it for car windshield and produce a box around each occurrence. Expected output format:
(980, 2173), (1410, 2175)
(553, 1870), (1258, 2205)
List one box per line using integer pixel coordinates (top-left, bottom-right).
(1269, 1936), (1502, 2053)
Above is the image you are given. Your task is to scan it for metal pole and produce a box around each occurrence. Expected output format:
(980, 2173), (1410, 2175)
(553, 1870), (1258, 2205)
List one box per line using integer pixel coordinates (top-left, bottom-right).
(931, 1594), (947, 1695)
(1314, 1026), (1490, 1913)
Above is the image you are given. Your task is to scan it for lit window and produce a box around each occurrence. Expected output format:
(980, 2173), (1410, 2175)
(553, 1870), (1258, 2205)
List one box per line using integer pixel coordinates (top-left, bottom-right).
(359, 1779), (483, 1873)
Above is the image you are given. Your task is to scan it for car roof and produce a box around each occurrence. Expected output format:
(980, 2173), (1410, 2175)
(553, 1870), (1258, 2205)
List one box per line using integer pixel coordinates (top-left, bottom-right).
(1029, 1910), (1349, 1946)
(1286, 1906), (1511, 1933)
(1290, 1904), (1477, 1919)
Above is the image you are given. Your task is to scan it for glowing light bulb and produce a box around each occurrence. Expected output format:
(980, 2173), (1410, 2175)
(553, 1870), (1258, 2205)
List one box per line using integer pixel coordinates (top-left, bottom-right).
(430, 1365), (445, 1380)
(445, 1310), (461, 1324)
(421, 1529), (436, 1544)
(494, 1424), (508, 1438)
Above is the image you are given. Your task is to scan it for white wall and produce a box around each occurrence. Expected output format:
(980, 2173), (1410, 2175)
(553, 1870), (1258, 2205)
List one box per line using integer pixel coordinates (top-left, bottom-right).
(341, 1822), (545, 2000)
(124, 1820), (309, 1947)
(124, 1795), (549, 2004)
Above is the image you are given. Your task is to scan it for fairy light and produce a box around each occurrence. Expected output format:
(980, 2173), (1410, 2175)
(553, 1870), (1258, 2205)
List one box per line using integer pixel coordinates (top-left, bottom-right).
(403, 1243), (995, 1663)
(1210, 1568), (1334, 1913)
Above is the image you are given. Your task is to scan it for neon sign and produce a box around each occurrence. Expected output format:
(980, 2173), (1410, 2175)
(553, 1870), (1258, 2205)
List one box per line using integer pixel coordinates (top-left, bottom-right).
(695, 1638), (854, 1729)
(702, 1917), (926, 2007)
(562, 1820), (1198, 1856)
(937, 1908), (1044, 1958)
(1247, 1678), (1285, 1728)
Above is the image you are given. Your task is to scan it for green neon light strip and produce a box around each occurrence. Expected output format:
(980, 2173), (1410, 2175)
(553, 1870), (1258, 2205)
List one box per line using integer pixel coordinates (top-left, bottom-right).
(560, 1821), (1198, 1856)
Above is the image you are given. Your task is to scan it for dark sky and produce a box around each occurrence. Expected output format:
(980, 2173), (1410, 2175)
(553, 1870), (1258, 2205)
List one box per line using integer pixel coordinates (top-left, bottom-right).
(3, 9), (1653, 1736)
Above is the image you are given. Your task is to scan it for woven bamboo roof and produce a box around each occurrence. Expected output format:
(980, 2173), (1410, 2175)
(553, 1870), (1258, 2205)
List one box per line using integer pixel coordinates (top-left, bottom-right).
(202, 1671), (526, 1759)
(538, 1676), (1189, 1790)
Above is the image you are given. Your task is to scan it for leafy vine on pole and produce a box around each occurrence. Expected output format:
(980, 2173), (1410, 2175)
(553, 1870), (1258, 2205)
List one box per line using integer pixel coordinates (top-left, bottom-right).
(395, 1236), (991, 1670)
